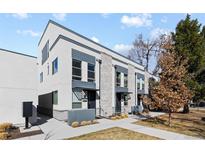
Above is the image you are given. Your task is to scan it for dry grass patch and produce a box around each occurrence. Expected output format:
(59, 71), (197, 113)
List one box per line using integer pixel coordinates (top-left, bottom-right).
(135, 109), (205, 139)
(67, 127), (160, 140)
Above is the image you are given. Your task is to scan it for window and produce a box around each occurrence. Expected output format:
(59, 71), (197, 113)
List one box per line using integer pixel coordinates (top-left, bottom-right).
(137, 78), (140, 90)
(116, 72), (121, 87)
(52, 58), (58, 74)
(142, 79), (145, 90)
(42, 41), (49, 65)
(124, 95), (128, 105)
(72, 102), (82, 109)
(88, 63), (95, 82)
(53, 91), (58, 105)
(72, 89), (82, 109)
(142, 83), (145, 90)
(40, 72), (43, 83)
(124, 74), (128, 88)
(47, 63), (49, 75)
(72, 59), (81, 80)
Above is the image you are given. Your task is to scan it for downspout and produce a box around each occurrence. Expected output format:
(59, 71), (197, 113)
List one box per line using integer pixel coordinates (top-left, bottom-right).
(114, 65), (117, 115)
(98, 59), (102, 116)
(135, 72), (137, 106)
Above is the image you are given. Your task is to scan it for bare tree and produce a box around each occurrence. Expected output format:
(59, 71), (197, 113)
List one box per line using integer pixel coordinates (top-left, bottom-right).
(128, 34), (168, 72)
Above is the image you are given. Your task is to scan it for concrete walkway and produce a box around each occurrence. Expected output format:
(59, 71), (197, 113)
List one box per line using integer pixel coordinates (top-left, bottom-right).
(17, 112), (201, 140)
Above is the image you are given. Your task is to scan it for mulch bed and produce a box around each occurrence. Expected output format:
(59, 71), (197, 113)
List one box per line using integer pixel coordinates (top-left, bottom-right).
(6, 126), (43, 140)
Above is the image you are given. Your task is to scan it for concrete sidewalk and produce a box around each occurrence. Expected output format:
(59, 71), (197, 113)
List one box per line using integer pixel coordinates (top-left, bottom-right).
(17, 113), (201, 140)
(118, 123), (199, 140)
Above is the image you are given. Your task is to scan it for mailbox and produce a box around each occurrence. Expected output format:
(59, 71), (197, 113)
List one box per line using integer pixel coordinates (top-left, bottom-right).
(22, 101), (33, 117)
(22, 101), (33, 128)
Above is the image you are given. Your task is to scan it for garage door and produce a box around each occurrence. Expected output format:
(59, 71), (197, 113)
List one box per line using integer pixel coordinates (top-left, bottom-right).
(37, 92), (53, 117)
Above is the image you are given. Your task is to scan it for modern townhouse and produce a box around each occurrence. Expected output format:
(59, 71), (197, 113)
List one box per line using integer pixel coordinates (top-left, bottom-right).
(37, 20), (150, 121)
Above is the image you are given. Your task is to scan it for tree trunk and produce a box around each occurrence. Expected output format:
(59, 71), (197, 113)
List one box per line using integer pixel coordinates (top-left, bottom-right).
(146, 56), (149, 71)
(183, 103), (189, 113)
(168, 112), (171, 127)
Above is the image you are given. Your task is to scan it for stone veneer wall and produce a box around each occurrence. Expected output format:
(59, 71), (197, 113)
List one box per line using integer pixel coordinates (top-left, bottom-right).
(126, 64), (136, 113)
(100, 52), (113, 117)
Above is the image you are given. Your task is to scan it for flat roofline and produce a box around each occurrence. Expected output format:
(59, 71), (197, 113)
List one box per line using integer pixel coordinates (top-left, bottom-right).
(38, 20), (144, 67)
(0, 48), (37, 59)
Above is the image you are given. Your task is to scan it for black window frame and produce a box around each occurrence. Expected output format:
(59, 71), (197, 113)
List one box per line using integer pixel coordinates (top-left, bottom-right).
(137, 78), (140, 90)
(87, 63), (95, 82)
(124, 74), (128, 88)
(142, 78), (145, 90)
(72, 59), (82, 80)
(116, 71), (121, 87)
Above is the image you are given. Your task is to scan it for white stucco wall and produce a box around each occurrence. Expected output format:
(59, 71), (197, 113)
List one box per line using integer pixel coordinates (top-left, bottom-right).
(0, 49), (37, 124)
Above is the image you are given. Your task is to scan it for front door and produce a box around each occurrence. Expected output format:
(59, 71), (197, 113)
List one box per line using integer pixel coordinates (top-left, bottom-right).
(88, 91), (96, 109)
(116, 93), (121, 113)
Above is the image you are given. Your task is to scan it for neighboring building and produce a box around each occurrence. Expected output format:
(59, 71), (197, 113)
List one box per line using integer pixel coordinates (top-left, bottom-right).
(38, 20), (149, 120)
(0, 48), (38, 124)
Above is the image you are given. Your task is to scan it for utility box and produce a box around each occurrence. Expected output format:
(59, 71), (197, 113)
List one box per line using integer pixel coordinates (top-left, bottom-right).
(22, 101), (33, 117)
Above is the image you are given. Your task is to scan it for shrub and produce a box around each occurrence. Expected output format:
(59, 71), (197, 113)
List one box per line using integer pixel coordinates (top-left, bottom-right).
(0, 123), (12, 131)
(0, 132), (9, 140)
(124, 114), (128, 118)
(115, 115), (121, 119)
(121, 113), (128, 118)
(80, 121), (88, 126)
(92, 120), (98, 124)
(71, 121), (79, 128)
(86, 121), (92, 125)
(111, 116), (117, 120)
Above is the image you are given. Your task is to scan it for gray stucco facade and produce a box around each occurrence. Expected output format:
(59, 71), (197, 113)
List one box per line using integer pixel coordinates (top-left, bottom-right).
(37, 20), (150, 120)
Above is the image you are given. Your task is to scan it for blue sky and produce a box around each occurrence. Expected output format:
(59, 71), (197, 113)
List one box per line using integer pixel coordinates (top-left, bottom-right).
(1, 13), (205, 71)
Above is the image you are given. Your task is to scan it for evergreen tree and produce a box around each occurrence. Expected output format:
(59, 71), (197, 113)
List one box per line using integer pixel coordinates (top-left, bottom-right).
(172, 14), (205, 102)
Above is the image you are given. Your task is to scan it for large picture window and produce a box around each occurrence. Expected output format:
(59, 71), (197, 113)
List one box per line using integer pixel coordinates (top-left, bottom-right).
(72, 59), (81, 80)
(116, 72), (121, 87)
(52, 58), (58, 74)
(88, 63), (95, 82)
